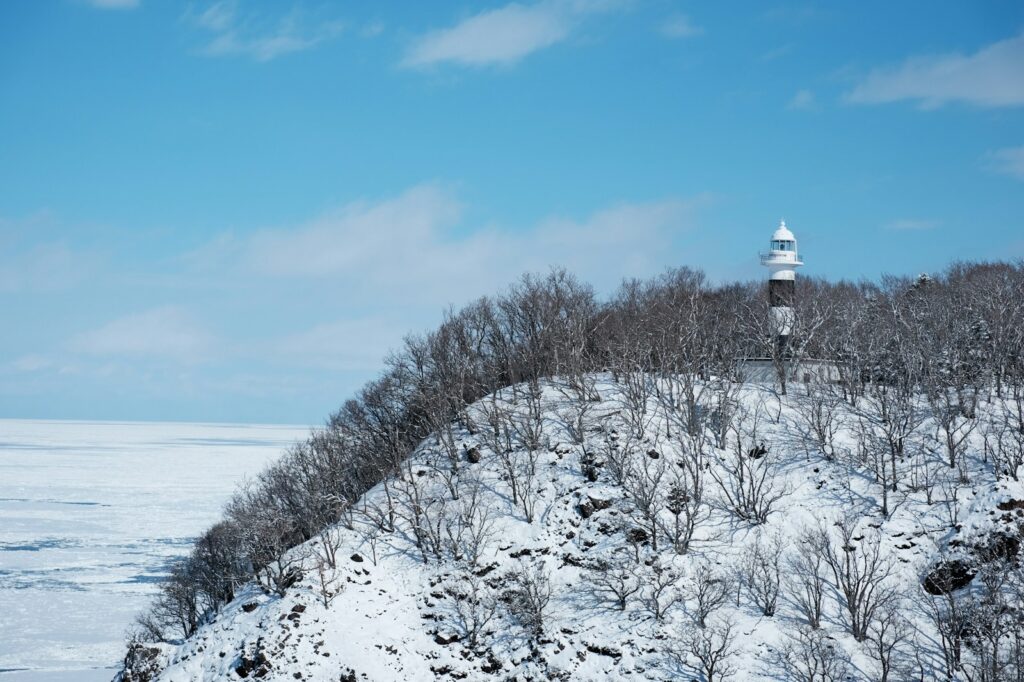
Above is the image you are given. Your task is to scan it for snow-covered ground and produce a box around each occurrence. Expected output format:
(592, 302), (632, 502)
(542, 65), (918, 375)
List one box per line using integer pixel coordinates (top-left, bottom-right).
(135, 378), (1024, 681)
(0, 419), (308, 682)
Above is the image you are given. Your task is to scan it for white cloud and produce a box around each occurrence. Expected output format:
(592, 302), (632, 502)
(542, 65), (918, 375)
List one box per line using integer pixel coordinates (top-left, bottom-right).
(787, 89), (816, 110)
(70, 306), (215, 362)
(660, 14), (702, 39)
(0, 240), (96, 293)
(885, 218), (938, 231)
(241, 184), (464, 278)
(987, 145), (1024, 180)
(86, 0), (139, 9)
(201, 183), (707, 305)
(189, 2), (343, 62)
(846, 32), (1024, 108)
(402, 0), (618, 68)
(10, 355), (53, 373)
(275, 317), (407, 371)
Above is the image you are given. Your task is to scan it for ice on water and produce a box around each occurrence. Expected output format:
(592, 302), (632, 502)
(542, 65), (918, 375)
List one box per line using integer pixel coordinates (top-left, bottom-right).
(0, 419), (307, 681)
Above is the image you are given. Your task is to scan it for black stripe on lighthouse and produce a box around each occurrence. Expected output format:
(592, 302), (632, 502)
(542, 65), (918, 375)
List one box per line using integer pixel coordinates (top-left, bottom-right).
(768, 279), (794, 307)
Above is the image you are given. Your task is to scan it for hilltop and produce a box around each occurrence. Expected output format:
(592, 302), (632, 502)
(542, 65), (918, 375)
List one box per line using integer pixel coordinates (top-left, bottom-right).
(120, 376), (1024, 681)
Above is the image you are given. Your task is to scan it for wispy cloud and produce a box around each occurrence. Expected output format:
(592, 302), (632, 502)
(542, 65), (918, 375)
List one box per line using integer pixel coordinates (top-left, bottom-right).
(85, 0), (139, 9)
(196, 183), (706, 304)
(0, 214), (101, 293)
(787, 89), (816, 110)
(275, 317), (407, 371)
(660, 14), (703, 39)
(70, 306), (215, 362)
(846, 32), (1024, 108)
(885, 218), (939, 231)
(401, 0), (619, 69)
(987, 145), (1024, 181)
(188, 1), (343, 62)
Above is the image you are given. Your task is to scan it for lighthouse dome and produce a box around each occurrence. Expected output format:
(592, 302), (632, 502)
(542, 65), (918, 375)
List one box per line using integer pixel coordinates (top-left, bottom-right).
(772, 220), (795, 242)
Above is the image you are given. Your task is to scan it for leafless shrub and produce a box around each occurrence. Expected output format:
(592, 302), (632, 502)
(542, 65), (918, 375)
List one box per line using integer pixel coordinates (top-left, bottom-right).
(640, 558), (684, 622)
(821, 517), (898, 641)
(313, 553), (342, 608)
(794, 385), (844, 460)
(688, 561), (734, 629)
(587, 555), (642, 611)
(661, 465), (705, 555)
(623, 452), (667, 552)
(741, 532), (783, 617)
(670, 616), (737, 682)
(505, 561), (552, 639)
(778, 626), (850, 682)
(446, 570), (500, 650)
(865, 600), (912, 682)
(784, 527), (828, 629)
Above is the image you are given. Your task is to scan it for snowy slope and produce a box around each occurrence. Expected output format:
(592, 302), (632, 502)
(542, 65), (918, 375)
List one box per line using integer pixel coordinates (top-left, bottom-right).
(122, 378), (1024, 681)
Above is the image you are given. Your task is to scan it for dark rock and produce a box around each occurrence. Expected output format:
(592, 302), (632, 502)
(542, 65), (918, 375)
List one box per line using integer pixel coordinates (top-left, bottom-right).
(976, 531), (1021, 563)
(241, 602), (259, 613)
(997, 498), (1024, 511)
(235, 651), (270, 678)
(434, 632), (461, 645)
(748, 443), (768, 459)
(474, 562), (498, 577)
(923, 560), (976, 595)
(350, 553), (364, 563)
(626, 527), (649, 545)
(586, 643), (622, 660)
(466, 447), (482, 464)
(121, 643), (164, 682)
(646, 449), (660, 459)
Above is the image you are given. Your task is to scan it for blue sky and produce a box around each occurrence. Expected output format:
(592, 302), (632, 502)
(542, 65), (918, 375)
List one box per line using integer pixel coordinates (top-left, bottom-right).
(1, 1), (1022, 424)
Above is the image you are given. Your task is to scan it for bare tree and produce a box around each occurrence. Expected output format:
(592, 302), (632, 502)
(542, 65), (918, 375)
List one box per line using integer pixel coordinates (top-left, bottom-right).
(688, 561), (734, 629)
(784, 527), (828, 629)
(672, 617), (737, 682)
(865, 600), (912, 682)
(778, 626), (850, 682)
(711, 416), (788, 525)
(446, 570), (500, 650)
(313, 554), (342, 608)
(443, 474), (497, 567)
(588, 555), (642, 611)
(505, 561), (552, 639)
(741, 532), (783, 617)
(623, 451), (667, 552)
(793, 385), (844, 460)
(821, 517), (897, 641)
(661, 465), (705, 554)
(641, 558), (683, 622)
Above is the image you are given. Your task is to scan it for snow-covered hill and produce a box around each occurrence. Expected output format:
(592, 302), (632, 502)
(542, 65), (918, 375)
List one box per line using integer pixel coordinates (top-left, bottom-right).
(120, 377), (1024, 681)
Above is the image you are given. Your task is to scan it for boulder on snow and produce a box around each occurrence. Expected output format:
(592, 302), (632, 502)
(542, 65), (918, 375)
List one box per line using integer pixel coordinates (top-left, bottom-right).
(466, 446), (482, 464)
(996, 498), (1024, 512)
(923, 560), (976, 595)
(350, 553), (364, 563)
(120, 642), (165, 682)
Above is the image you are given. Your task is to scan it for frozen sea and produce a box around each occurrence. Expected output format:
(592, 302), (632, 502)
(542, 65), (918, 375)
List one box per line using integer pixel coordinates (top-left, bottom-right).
(0, 419), (309, 682)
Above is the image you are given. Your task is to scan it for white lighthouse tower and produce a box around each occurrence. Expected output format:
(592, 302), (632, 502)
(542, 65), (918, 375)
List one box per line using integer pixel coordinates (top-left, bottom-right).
(759, 220), (803, 355)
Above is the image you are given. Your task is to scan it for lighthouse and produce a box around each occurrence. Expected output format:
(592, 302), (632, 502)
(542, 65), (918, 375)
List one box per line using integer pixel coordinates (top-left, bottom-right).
(759, 220), (803, 356)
